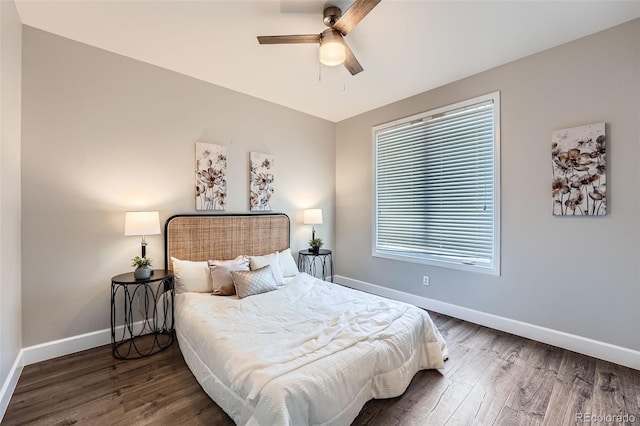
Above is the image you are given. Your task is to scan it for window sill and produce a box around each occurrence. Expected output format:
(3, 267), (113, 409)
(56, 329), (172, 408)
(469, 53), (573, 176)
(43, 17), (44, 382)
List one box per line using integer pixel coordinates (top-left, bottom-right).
(372, 250), (500, 276)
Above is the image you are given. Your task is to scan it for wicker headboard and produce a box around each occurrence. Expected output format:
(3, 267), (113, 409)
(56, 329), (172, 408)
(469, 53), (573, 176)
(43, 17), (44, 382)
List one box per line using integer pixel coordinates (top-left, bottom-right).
(164, 214), (290, 269)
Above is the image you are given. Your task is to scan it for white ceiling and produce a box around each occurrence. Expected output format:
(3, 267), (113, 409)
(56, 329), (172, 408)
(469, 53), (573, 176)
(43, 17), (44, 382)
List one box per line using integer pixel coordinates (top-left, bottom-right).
(14, 0), (640, 122)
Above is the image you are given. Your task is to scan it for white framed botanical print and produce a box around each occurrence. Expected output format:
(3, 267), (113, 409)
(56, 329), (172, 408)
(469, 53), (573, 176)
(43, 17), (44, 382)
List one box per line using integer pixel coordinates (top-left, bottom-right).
(195, 142), (227, 211)
(249, 152), (274, 211)
(551, 122), (606, 216)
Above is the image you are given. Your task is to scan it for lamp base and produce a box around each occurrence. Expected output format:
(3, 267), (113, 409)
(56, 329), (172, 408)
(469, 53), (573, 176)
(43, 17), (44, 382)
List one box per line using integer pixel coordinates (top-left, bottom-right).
(141, 241), (154, 275)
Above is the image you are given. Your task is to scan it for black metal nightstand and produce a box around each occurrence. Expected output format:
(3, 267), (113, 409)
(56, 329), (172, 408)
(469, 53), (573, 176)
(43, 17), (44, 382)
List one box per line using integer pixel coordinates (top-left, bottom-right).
(298, 249), (333, 282)
(110, 270), (174, 359)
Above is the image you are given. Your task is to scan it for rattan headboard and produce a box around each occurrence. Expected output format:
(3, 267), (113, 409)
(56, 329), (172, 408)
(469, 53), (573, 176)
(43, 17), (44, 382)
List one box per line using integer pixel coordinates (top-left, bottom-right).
(164, 214), (290, 269)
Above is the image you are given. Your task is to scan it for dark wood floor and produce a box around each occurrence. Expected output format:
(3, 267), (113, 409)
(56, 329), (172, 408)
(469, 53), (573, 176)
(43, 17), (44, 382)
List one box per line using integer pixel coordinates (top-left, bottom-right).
(4, 312), (639, 425)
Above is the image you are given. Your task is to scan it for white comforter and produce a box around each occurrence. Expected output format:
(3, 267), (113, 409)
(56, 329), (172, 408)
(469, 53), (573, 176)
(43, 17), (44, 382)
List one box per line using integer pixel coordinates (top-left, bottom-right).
(174, 273), (448, 426)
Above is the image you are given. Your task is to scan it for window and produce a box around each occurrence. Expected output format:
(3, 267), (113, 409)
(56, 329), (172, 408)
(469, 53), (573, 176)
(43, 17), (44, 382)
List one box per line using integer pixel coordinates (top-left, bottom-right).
(373, 92), (500, 275)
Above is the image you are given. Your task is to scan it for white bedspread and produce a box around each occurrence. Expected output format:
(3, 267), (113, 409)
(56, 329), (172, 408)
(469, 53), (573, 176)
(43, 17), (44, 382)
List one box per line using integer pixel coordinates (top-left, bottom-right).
(175, 273), (448, 426)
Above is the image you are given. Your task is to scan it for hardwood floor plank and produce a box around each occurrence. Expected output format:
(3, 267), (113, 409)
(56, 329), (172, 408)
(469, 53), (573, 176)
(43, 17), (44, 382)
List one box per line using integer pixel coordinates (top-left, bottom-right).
(120, 386), (220, 424)
(487, 332), (532, 367)
(444, 357), (527, 426)
(633, 369), (640, 411)
(520, 341), (564, 373)
(589, 359), (640, 424)
(491, 340), (560, 426)
(541, 350), (596, 426)
(443, 338), (496, 388)
(350, 405), (401, 426)
(618, 365), (640, 418)
(439, 321), (497, 356)
(7, 368), (122, 424)
(4, 312), (639, 426)
(43, 392), (125, 426)
(353, 370), (445, 425)
(494, 405), (544, 426)
(502, 368), (556, 416)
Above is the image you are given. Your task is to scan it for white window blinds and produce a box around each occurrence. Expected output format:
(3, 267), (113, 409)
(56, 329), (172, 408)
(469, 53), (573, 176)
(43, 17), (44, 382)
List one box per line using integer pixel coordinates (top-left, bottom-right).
(373, 93), (500, 274)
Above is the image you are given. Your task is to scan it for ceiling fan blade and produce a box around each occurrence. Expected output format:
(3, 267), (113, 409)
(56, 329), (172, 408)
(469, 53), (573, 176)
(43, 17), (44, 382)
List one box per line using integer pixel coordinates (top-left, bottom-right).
(332, 0), (381, 35)
(342, 41), (364, 75)
(257, 34), (320, 44)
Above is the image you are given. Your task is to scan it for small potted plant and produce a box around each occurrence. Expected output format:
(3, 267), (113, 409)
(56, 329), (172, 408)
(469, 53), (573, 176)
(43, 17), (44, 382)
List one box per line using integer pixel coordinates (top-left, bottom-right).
(309, 238), (323, 254)
(132, 256), (153, 280)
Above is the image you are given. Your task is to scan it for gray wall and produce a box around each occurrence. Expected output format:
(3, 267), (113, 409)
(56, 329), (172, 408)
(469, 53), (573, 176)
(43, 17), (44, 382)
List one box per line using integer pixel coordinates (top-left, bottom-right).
(336, 19), (640, 351)
(21, 27), (335, 346)
(0, 0), (22, 387)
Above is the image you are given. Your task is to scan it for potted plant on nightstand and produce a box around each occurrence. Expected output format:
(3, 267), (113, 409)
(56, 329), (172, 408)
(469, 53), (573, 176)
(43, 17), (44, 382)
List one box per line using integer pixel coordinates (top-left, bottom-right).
(309, 238), (323, 254)
(132, 256), (153, 279)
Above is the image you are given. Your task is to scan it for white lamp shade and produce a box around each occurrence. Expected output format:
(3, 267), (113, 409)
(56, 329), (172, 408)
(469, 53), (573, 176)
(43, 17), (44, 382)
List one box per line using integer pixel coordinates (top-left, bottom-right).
(124, 211), (161, 236)
(319, 29), (346, 66)
(303, 209), (323, 225)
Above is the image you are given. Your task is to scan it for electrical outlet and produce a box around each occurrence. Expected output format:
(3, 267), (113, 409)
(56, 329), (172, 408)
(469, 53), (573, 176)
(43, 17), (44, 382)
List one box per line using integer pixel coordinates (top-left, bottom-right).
(422, 276), (429, 286)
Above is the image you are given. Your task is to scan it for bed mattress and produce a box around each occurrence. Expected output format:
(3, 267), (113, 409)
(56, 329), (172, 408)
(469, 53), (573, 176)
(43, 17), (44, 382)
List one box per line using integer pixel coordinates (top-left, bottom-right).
(174, 273), (448, 425)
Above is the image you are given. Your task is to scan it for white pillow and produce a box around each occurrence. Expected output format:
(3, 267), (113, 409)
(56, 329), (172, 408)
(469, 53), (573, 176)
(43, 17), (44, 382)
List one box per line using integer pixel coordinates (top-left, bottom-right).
(208, 256), (250, 296)
(171, 257), (212, 294)
(231, 265), (278, 299)
(249, 252), (284, 285)
(278, 248), (299, 277)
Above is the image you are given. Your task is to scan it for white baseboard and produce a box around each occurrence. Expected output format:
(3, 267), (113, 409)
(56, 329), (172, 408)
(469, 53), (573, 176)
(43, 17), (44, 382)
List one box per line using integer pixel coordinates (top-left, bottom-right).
(22, 328), (112, 366)
(22, 320), (147, 366)
(0, 349), (24, 422)
(335, 275), (640, 371)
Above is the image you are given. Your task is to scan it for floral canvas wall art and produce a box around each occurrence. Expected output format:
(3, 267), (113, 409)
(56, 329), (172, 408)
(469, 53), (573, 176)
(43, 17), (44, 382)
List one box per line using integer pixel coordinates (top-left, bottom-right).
(551, 122), (606, 216)
(195, 142), (227, 210)
(250, 152), (274, 211)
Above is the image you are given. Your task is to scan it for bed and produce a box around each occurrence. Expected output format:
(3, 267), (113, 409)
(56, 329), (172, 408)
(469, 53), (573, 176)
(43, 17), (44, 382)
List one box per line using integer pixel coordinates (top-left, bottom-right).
(164, 213), (448, 426)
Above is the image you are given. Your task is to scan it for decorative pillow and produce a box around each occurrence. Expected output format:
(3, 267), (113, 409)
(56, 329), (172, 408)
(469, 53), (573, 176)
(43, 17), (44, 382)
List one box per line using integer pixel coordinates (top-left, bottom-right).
(278, 248), (299, 278)
(231, 265), (278, 299)
(249, 252), (284, 285)
(171, 257), (212, 294)
(207, 256), (250, 296)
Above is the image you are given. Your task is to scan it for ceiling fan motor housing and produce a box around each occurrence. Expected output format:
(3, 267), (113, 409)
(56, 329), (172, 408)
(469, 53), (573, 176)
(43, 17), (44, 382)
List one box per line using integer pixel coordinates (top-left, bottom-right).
(323, 6), (342, 28)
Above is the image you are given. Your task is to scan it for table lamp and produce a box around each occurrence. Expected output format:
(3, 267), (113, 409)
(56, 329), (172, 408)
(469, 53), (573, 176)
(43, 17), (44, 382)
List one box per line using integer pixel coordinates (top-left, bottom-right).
(303, 209), (323, 241)
(124, 211), (161, 259)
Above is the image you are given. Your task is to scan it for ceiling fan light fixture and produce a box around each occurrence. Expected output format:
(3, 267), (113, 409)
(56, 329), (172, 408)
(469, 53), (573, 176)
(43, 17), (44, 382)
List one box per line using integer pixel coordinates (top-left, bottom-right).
(319, 29), (346, 66)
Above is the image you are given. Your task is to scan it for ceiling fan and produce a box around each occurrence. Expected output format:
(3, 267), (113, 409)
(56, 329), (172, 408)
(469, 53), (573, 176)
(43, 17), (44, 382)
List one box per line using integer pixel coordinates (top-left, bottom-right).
(257, 0), (381, 75)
